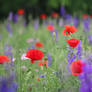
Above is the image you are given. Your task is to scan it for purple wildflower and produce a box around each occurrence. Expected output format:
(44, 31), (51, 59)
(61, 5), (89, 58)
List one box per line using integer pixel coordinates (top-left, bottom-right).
(73, 17), (79, 28)
(34, 19), (39, 30)
(79, 64), (92, 92)
(64, 14), (72, 25)
(0, 64), (18, 92)
(13, 14), (18, 23)
(83, 19), (90, 32)
(4, 44), (13, 66)
(67, 47), (76, 64)
(8, 12), (13, 21)
(31, 45), (35, 49)
(6, 23), (13, 36)
(55, 30), (58, 42)
(0, 76), (18, 92)
(58, 19), (63, 27)
(60, 6), (65, 17)
(48, 53), (52, 66)
(40, 75), (45, 78)
(88, 35), (92, 45)
(76, 41), (82, 60)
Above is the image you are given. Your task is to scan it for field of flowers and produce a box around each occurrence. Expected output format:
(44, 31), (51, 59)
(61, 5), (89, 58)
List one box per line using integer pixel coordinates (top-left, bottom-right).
(0, 13), (92, 92)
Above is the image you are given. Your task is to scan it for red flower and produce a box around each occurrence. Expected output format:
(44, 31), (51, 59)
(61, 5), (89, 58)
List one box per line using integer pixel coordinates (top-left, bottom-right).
(0, 55), (10, 64)
(67, 38), (80, 48)
(17, 9), (24, 15)
(62, 25), (77, 36)
(47, 25), (54, 32)
(70, 60), (84, 76)
(37, 78), (40, 81)
(35, 42), (44, 48)
(26, 49), (44, 64)
(51, 12), (59, 18)
(38, 60), (48, 67)
(40, 14), (47, 19)
(82, 14), (88, 19)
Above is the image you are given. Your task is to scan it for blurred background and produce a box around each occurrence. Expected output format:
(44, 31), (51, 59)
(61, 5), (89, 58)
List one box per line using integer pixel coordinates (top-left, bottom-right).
(0, 0), (92, 20)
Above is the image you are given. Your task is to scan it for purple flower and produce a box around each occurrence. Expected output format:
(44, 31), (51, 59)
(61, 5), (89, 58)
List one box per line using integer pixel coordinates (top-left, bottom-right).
(83, 19), (90, 32)
(58, 19), (63, 27)
(0, 69), (18, 92)
(76, 41), (82, 59)
(60, 6), (65, 17)
(34, 19), (39, 30)
(88, 35), (92, 45)
(67, 47), (76, 64)
(4, 44), (13, 66)
(48, 54), (52, 66)
(73, 17), (79, 27)
(64, 14), (72, 25)
(6, 23), (13, 36)
(8, 12), (13, 21)
(31, 45), (35, 49)
(40, 75), (45, 78)
(79, 64), (92, 92)
(55, 30), (58, 42)
(13, 14), (18, 23)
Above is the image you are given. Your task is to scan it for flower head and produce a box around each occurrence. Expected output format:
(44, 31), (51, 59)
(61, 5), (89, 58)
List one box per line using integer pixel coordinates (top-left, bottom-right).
(37, 78), (40, 81)
(26, 49), (44, 64)
(47, 25), (54, 32)
(17, 9), (24, 15)
(35, 42), (44, 48)
(67, 38), (80, 48)
(82, 14), (88, 19)
(88, 35), (92, 45)
(62, 25), (77, 36)
(70, 60), (85, 76)
(0, 55), (10, 64)
(40, 14), (47, 19)
(21, 53), (29, 60)
(38, 60), (48, 67)
(51, 12), (59, 18)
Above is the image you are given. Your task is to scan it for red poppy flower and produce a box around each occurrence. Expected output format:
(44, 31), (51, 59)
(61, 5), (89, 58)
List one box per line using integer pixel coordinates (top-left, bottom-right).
(47, 25), (54, 32)
(37, 78), (40, 81)
(35, 42), (44, 48)
(38, 60), (48, 67)
(40, 14), (47, 19)
(62, 25), (77, 36)
(17, 9), (24, 15)
(51, 12), (59, 18)
(67, 38), (80, 48)
(0, 55), (10, 64)
(82, 14), (88, 19)
(70, 60), (84, 76)
(26, 49), (44, 64)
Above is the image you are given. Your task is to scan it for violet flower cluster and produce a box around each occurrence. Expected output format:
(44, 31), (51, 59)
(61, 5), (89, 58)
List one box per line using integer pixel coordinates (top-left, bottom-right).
(76, 41), (82, 60)
(60, 6), (66, 17)
(67, 47), (76, 64)
(73, 17), (79, 28)
(48, 53), (52, 66)
(4, 44), (13, 65)
(83, 19), (90, 33)
(6, 23), (13, 36)
(79, 63), (92, 92)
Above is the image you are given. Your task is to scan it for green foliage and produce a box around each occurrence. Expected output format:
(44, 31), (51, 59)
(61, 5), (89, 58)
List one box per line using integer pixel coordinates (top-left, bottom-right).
(0, 0), (92, 18)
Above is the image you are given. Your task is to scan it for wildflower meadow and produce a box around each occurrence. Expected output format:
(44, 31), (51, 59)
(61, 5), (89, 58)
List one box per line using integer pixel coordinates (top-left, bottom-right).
(0, 7), (92, 92)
